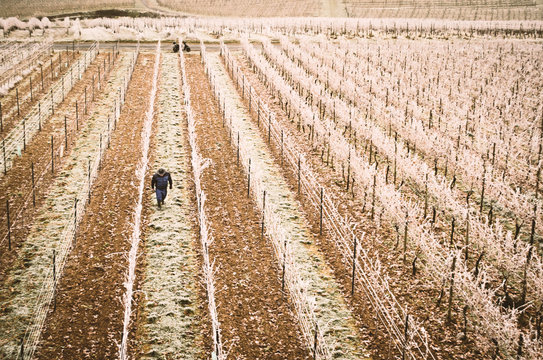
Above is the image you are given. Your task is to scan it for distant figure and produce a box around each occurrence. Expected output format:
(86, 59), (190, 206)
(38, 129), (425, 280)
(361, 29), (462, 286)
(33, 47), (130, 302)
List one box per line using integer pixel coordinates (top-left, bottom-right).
(151, 168), (172, 209)
(173, 41), (180, 53)
(182, 41), (191, 52)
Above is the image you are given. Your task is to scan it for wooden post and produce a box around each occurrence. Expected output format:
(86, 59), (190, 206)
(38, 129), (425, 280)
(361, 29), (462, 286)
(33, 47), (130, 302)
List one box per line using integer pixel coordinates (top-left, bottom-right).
(268, 115), (271, 143)
(50, 89), (54, 115)
(40, 64), (44, 91)
(237, 132), (240, 165)
(313, 323), (318, 360)
(84, 87), (87, 115)
(447, 256), (457, 322)
(76, 101), (79, 130)
(92, 75), (95, 102)
(402, 314), (409, 360)
(6, 199), (11, 250)
(19, 337), (24, 359)
(51, 135), (54, 173)
(0, 101), (2, 132)
(88, 159), (91, 204)
(23, 118), (26, 150)
(31, 162), (35, 207)
(62, 76), (64, 102)
(351, 235), (357, 296)
(261, 191), (266, 239)
(30, 77), (33, 102)
(297, 157), (301, 195)
(346, 151), (351, 191)
(280, 130), (284, 166)
(319, 188), (323, 235)
(281, 251), (286, 291)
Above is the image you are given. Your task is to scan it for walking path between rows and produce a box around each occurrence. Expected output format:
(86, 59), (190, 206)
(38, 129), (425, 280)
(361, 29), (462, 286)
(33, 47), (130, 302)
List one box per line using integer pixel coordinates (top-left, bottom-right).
(134, 51), (208, 359)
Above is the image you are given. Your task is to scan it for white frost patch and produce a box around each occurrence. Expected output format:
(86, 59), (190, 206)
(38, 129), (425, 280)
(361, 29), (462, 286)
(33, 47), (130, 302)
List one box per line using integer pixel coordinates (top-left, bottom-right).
(119, 42), (160, 360)
(138, 52), (202, 359)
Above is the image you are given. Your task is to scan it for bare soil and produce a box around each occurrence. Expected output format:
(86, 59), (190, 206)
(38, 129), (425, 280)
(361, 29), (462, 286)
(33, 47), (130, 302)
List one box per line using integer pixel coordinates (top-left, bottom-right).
(185, 53), (311, 360)
(34, 53), (156, 359)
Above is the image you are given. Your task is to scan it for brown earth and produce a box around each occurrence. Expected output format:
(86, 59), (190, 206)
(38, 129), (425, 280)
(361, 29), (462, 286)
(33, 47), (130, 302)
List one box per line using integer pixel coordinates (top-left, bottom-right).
(34, 53), (156, 359)
(0, 50), (82, 137)
(0, 52), (115, 289)
(185, 53), (311, 360)
(234, 52), (488, 360)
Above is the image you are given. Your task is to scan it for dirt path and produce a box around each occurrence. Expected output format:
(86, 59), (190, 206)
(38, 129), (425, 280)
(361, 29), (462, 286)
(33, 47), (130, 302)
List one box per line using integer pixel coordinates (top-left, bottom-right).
(185, 53), (311, 360)
(206, 52), (369, 359)
(33, 53), (156, 359)
(133, 52), (208, 359)
(0, 51), (132, 358)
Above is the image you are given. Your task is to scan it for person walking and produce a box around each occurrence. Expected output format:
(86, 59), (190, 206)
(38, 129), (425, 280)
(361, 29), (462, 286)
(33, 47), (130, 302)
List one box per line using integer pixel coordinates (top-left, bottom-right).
(151, 168), (172, 208)
(173, 41), (180, 53)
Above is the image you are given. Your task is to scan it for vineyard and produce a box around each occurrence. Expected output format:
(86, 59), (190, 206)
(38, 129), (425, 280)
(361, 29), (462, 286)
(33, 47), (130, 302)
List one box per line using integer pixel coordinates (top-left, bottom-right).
(0, 14), (542, 360)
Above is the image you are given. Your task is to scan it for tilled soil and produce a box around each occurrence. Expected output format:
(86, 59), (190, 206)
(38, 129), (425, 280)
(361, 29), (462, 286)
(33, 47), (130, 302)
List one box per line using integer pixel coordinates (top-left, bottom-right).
(133, 52), (209, 359)
(34, 53), (156, 359)
(0, 51), (81, 137)
(185, 54), (311, 360)
(0, 52), (112, 289)
(235, 51), (487, 360)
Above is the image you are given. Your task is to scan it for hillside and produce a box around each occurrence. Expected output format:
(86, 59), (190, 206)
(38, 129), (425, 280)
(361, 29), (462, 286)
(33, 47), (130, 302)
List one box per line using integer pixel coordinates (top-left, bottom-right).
(1, 0), (543, 19)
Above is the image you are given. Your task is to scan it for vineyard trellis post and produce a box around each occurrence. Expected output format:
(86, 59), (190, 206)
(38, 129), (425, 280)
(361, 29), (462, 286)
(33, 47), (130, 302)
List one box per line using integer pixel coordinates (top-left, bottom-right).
(261, 191), (266, 239)
(297, 157), (301, 194)
(38, 102), (41, 131)
(64, 116), (68, 149)
(0, 101), (3, 132)
(50, 135), (54, 173)
(2, 139), (6, 174)
(319, 187), (323, 235)
(351, 235), (357, 297)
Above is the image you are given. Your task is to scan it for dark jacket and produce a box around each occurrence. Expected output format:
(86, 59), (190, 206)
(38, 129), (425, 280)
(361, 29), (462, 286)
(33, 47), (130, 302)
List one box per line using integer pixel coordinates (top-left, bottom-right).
(173, 43), (180, 53)
(152, 172), (172, 190)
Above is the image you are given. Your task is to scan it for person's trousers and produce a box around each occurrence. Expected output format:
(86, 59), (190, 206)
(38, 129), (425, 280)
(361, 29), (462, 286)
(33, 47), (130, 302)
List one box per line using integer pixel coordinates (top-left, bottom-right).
(155, 188), (167, 204)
